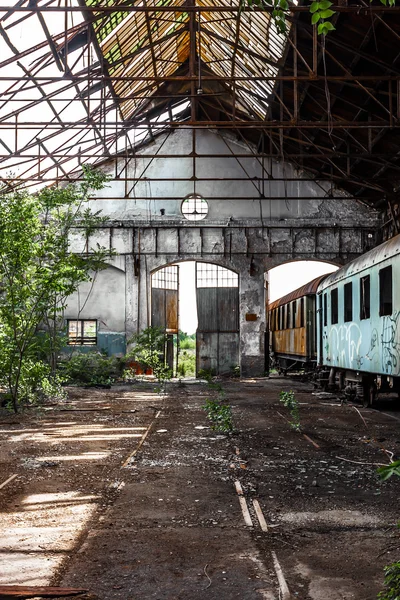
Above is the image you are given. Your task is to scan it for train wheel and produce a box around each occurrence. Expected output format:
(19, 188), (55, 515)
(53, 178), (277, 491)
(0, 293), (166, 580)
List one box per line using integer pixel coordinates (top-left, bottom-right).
(362, 382), (376, 408)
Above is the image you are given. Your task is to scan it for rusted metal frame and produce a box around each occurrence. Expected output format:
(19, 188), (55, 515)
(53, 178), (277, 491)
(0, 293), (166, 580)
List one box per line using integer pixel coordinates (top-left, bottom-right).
(265, 126), (384, 198)
(318, 40), (400, 185)
(325, 29), (400, 77)
(386, 195), (400, 234)
(2, 74), (400, 83)
(199, 24), (280, 70)
(0, 21), (88, 71)
(0, 37), (110, 157)
(12, 192), (376, 200)
(304, 80), (386, 122)
(0, 104), (114, 178)
(113, 42), (189, 119)
(293, 25), (298, 121)
(4, 150), (400, 161)
(0, 171), (389, 183)
(189, 4), (196, 122)
(104, 27), (187, 74)
(3, 119), (398, 128)
(200, 102), (268, 193)
(36, 11), (65, 72)
(16, 62), (65, 127)
(359, 0), (400, 42)
(0, 21), (19, 53)
(4, 5), (400, 12)
(124, 130), (173, 198)
(36, 138), (72, 179)
(286, 34), (312, 75)
(0, 75), (109, 167)
(311, 32), (394, 118)
(77, 0), (123, 123)
(0, 0), (29, 24)
(203, 92), (273, 181)
(229, 9), (241, 120)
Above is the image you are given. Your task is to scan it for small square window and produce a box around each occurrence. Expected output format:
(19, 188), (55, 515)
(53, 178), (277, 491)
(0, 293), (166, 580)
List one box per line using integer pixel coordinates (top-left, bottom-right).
(68, 320), (97, 345)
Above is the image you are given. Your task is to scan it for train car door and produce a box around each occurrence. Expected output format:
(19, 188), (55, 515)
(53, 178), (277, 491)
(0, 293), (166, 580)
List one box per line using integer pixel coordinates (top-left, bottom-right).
(195, 263), (239, 375)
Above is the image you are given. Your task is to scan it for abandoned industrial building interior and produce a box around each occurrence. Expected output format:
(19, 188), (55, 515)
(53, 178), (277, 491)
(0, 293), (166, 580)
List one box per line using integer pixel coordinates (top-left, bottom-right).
(1, 0), (400, 598)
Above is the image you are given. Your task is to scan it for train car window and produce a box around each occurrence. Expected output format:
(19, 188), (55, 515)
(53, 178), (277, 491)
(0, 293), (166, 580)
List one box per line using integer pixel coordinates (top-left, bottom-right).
(286, 304), (291, 329)
(379, 266), (393, 316)
(331, 288), (338, 324)
(292, 301), (297, 328)
(279, 306), (283, 330)
(360, 275), (370, 320)
(344, 282), (353, 322)
(323, 293), (327, 326)
(300, 298), (305, 327)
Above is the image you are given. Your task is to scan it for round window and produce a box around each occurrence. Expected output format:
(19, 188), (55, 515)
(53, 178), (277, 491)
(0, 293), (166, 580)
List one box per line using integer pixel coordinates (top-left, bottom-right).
(181, 194), (208, 221)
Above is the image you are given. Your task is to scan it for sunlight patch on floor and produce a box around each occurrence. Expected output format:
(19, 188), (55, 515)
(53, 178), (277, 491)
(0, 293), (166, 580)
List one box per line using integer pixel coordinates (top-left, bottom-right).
(0, 491), (99, 585)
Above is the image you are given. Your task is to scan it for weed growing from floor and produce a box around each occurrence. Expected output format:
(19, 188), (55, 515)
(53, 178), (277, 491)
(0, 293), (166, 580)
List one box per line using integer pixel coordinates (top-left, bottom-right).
(378, 561), (400, 600)
(203, 398), (234, 433)
(377, 463), (400, 599)
(279, 389), (301, 432)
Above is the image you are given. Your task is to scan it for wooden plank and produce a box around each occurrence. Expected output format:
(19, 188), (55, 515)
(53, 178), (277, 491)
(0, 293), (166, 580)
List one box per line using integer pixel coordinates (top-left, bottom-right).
(271, 552), (293, 600)
(0, 474), (17, 490)
(238, 496), (253, 527)
(252, 499), (269, 532)
(0, 586), (87, 599)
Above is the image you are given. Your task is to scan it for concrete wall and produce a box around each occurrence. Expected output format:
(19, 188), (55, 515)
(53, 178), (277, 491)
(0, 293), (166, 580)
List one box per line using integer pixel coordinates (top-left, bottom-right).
(64, 128), (382, 375)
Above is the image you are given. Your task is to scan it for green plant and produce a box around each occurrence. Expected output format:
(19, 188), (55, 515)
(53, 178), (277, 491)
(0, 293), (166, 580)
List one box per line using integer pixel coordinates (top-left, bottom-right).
(177, 350), (196, 377)
(279, 389), (301, 432)
(243, 0), (395, 39)
(198, 368), (214, 382)
(376, 461), (400, 598)
(203, 398), (234, 433)
(59, 352), (121, 386)
(0, 167), (111, 411)
(378, 562), (400, 600)
(232, 365), (240, 378)
(377, 460), (400, 481)
(127, 326), (172, 389)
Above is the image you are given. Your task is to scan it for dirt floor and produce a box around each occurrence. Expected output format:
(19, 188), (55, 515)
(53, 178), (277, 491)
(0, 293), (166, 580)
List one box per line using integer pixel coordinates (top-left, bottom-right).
(0, 376), (399, 599)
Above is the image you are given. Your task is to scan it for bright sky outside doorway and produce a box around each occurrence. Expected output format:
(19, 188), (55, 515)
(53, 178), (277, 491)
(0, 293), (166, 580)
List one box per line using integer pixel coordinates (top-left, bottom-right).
(174, 261), (338, 334)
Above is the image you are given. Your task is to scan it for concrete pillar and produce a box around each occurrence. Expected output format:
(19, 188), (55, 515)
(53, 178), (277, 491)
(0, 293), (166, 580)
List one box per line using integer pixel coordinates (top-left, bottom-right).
(239, 263), (266, 377)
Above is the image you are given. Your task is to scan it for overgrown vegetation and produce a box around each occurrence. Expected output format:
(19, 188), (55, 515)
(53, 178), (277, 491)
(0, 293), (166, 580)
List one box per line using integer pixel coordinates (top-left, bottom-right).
(0, 168), (111, 411)
(202, 372), (234, 433)
(279, 389), (301, 432)
(203, 397), (234, 433)
(243, 0), (395, 38)
(59, 352), (122, 386)
(177, 350), (196, 377)
(377, 463), (400, 599)
(127, 326), (172, 391)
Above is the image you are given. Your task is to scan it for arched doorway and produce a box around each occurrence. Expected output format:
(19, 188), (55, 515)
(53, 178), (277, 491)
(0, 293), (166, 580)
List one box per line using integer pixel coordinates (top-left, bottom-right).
(151, 261), (239, 376)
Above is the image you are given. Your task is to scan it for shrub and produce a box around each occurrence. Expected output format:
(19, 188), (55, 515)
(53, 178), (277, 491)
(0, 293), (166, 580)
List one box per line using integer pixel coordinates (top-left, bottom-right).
(177, 350), (196, 377)
(59, 352), (121, 386)
(203, 398), (234, 433)
(378, 562), (400, 600)
(279, 389), (301, 432)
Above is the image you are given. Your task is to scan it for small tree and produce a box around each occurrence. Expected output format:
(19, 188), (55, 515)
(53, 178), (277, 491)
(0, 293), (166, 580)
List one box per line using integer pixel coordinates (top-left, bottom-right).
(0, 167), (111, 411)
(127, 326), (172, 389)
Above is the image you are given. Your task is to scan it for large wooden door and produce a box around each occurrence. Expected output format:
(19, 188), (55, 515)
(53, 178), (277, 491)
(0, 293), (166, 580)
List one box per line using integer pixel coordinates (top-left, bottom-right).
(151, 265), (179, 371)
(196, 263), (239, 375)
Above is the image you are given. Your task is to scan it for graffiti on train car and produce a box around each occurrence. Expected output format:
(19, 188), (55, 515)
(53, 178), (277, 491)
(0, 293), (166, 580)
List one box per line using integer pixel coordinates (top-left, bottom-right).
(381, 312), (400, 375)
(327, 322), (363, 368)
